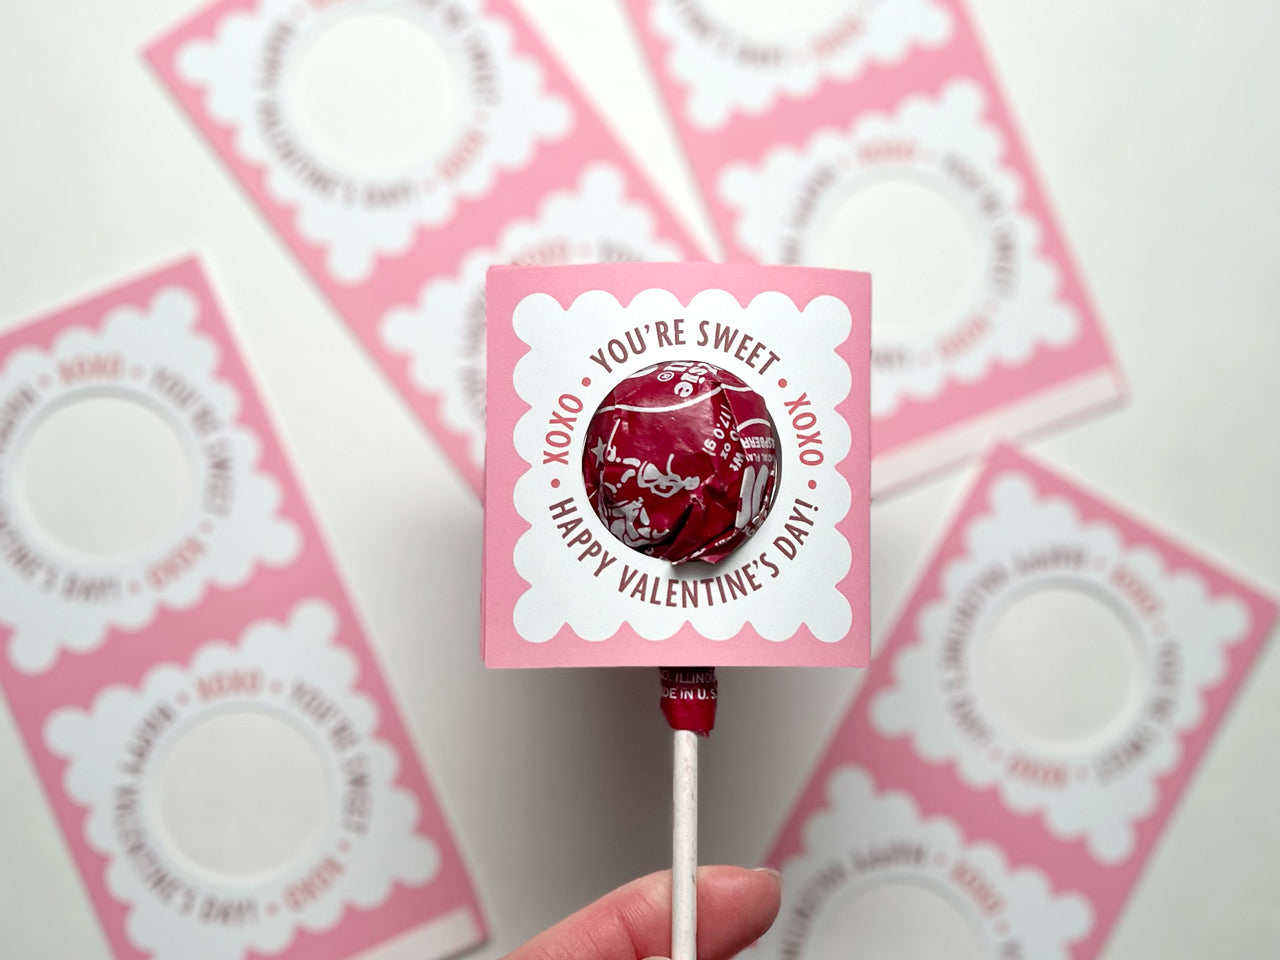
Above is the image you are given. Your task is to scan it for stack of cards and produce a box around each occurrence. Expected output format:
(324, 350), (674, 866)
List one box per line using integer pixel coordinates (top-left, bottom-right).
(757, 447), (1275, 959)
(147, 0), (702, 494)
(151, 0), (1127, 496)
(623, 0), (1125, 491)
(0, 262), (484, 960)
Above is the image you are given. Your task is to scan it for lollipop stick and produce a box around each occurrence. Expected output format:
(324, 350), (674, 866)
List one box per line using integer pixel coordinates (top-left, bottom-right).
(672, 728), (698, 960)
(660, 667), (716, 960)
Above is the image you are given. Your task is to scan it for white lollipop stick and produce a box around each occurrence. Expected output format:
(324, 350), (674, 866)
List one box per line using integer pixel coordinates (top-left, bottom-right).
(672, 728), (698, 960)
(660, 667), (716, 960)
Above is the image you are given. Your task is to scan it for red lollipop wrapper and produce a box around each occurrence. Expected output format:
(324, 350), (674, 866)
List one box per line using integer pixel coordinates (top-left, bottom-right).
(583, 360), (781, 565)
(660, 668), (718, 736)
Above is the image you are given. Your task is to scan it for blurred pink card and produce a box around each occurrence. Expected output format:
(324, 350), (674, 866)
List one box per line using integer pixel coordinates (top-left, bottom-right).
(483, 261), (870, 668)
(0, 260), (485, 960)
(623, 0), (1124, 492)
(757, 446), (1275, 959)
(147, 0), (702, 494)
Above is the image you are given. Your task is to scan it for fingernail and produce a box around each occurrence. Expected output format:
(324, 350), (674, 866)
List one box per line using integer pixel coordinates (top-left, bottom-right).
(754, 867), (782, 883)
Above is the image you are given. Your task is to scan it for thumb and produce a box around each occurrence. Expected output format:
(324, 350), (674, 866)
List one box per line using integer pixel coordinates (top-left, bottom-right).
(505, 866), (782, 960)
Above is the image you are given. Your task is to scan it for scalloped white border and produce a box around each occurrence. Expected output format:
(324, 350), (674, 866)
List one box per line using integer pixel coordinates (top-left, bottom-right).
(509, 287), (854, 644)
(719, 81), (1080, 418)
(870, 471), (1253, 863)
(757, 766), (1092, 960)
(44, 600), (440, 960)
(0, 286), (301, 675)
(380, 163), (682, 474)
(176, 0), (573, 284)
(651, 0), (952, 130)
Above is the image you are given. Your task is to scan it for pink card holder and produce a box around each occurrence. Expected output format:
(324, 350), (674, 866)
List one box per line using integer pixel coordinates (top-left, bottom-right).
(758, 446), (1276, 958)
(622, 0), (1125, 492)
(146, 0), (702, 494)
(483, 261), (870, 668)
(0, 261), (484, 960)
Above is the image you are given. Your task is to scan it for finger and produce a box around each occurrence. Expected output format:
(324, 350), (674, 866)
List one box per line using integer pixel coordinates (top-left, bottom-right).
(506, 866), (782, 960)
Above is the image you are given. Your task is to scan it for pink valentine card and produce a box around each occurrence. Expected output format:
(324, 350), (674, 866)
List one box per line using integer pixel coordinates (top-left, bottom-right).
(623, 0), (1125, 492)
(758, 445), (1276, 959)
(146, 0), (702, 495)
(0, 260), (485, 960)
(483, 261), (870, 668)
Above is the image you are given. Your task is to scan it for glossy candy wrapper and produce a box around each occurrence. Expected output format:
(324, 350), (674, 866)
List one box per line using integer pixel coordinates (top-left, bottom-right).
(660, 668), (718, 735)
(583, 360), (781, 565)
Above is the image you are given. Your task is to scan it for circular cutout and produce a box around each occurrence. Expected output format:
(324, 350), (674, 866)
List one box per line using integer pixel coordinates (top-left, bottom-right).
(706, 0), (848, 37)
(813, 181), (976, 331)
(808, 882), (984, 960)
(291, 13), (459, 173)
(17, 395), (192, 557)
(153, 710), (331, 878)
(981, 587), (1141, 745)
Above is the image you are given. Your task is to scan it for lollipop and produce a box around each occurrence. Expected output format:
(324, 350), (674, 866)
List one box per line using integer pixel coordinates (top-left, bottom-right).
(484, 262), (871, 960)
(581, 361), (783, 960)
(582, 360), (782, 565)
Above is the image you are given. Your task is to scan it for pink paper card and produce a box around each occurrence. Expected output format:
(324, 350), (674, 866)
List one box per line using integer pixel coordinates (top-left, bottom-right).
(483, 261), (870, 668)
(0, 260), (485, 960)
(146, 0), (702, 495)
(622, 0), (1125, 493)
(758, 445), (1276, 959)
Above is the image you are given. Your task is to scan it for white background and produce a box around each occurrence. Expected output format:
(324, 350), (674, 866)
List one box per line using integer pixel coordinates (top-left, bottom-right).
(1, 1), (1278, 957)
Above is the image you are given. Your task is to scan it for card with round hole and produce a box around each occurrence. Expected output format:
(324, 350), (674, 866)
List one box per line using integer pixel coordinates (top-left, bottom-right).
(759, 445), (1276, 960)
(482, 261), (870, 668)
(146, 0), (702, 495)
(0, 260), (485, 960)
(761, 765), (1095, 960)
(622, 0), (1125, 493)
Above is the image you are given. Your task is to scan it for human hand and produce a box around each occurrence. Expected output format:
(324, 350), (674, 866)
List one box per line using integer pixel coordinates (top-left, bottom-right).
(504, 866), (783, 960)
